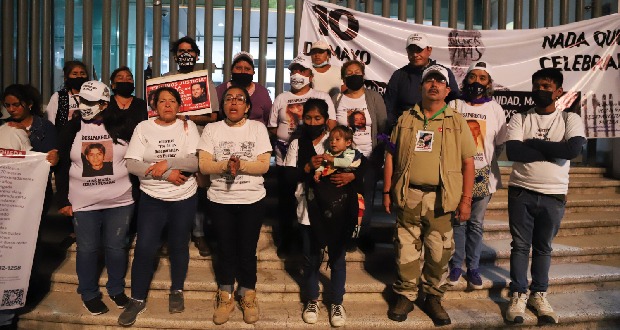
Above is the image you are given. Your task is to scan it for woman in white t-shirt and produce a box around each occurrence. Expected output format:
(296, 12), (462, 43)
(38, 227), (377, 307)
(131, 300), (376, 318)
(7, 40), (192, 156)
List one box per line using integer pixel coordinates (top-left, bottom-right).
(118, 87), (200, 326)
(332, 60), (388, 249)
(447, 61), (507, 290)
(198, 86), (272, 325)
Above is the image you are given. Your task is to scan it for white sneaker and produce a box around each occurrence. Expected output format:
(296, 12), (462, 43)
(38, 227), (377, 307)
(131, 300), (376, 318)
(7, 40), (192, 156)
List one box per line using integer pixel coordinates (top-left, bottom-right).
(505, 292), (528, 323)
(330, 304), (346, 327)
(527, 291), (559, 324)
(302, 300), (319, 324)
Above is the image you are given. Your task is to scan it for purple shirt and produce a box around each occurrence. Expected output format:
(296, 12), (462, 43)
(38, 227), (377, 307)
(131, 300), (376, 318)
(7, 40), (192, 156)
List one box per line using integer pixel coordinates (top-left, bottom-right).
(216, 82), (273, 125)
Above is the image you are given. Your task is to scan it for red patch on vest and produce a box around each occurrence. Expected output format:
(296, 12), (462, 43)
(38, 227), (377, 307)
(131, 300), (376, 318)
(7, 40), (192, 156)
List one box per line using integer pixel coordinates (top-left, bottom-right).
(438, 127), (443, 132)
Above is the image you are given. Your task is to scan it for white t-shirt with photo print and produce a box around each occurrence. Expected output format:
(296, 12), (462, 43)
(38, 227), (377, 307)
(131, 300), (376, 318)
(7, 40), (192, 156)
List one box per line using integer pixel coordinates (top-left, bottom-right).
(68, 122), (133, 212)
(336, 93), (373, 157)
(125, 118), (200, 201)
(197, 119), (272, 204)
(268, 88), (335, 165)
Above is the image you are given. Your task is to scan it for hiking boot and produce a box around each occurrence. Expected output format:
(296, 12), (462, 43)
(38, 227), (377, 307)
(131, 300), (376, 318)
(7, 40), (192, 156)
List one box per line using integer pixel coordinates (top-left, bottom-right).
(169, 290), (184, 313)
(110, 292), (130, 309)
(527, 291), (559, 324)
(387, 294), (414, 322)
(466, 268), (483, 289)
(448, 268), (462, 286)
(506, 292), (528, 324)
(330, 304), (346, 327)
(302, 300), (319, 324)
(423, 294), (451, 326)
(239, 290), (259, 324)
(83, 295), (109, 315)
(192, 235), (211, 257)
(213, 290), (235, 325)
(117, 298), (147, 326)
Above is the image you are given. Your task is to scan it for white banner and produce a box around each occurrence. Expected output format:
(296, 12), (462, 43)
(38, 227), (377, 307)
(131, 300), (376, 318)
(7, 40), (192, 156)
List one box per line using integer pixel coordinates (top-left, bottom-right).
(299, 0), (620, 138)
(0, 150), (50, 310)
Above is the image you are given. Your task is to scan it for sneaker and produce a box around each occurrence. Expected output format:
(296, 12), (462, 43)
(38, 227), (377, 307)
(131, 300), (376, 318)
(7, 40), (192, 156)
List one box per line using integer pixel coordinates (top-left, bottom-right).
(387, 294), (414, 322)
(302, 300), (319, 324)
(448, 268), (462, 286)
(239, 290), (259, 324)
(169, 290), (184, 313)
(110, 292), (130, 309)
(505, 292), (528, 324)
(192, 235), (211, 257)
(527, 291), (559, 324)
(117, 298), (147, 326)
(83, 295), (109, 315)
(330, 304), (346, 327)
(423, 294), (451, 326)
(466, 268), (483, 289)
(213, 290), (235, 325)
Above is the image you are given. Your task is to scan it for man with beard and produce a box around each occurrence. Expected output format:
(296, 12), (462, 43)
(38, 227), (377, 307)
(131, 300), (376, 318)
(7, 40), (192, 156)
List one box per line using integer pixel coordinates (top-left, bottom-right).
(383, 65), (475, 326)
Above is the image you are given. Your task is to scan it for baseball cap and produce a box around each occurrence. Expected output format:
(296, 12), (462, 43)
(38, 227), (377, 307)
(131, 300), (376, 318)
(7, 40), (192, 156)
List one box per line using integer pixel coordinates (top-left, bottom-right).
(232, 51), (255, 69)
(79, 81), (111, 102)
(310, 40), (330, 51)
(288, 54), (313, 71)
(406, 33), (430, 49)
(422, 64), (449, 82)
(467, 61), (493, 77)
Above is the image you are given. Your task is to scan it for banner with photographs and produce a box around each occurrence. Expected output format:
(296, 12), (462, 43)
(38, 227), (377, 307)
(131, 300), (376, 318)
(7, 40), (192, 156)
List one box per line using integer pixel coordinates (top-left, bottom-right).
(0, 150), (50, 310)
(300, 0), (620, 137)
(146, 70), (213, 117)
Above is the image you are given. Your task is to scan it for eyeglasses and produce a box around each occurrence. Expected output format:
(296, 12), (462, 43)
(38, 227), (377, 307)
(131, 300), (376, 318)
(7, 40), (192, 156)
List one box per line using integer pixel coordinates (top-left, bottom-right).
(224, 95), (247, 103)
(423, 77), (447, 84)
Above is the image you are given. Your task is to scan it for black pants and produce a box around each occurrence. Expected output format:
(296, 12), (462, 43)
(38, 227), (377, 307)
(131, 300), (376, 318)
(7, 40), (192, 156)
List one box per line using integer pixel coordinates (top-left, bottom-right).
(276, 165), (298, 244)
(209, 198), (265, 290)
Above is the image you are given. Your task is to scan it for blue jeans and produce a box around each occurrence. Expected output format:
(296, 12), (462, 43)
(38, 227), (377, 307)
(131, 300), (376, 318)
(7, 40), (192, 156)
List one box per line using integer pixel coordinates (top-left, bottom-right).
(301, 225), (347, 304)
(130, 192), (197, 300)
(73, 204), (134, 301)
(450, 195), (492, 271)
(508, 187), (565, 293)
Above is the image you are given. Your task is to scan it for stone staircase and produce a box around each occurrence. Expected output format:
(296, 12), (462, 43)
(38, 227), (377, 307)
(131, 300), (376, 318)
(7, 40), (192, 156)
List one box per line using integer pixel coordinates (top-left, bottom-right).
(16, 166), (620, 329)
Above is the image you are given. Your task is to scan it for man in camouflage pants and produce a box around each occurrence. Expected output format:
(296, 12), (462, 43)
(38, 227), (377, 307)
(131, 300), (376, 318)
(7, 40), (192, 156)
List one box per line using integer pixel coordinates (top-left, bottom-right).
(383, 65), (476, 326)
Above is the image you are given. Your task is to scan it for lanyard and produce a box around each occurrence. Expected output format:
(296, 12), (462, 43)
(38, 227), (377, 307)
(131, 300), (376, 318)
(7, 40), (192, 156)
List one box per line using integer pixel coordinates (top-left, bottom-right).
(423, 104), (447, 130)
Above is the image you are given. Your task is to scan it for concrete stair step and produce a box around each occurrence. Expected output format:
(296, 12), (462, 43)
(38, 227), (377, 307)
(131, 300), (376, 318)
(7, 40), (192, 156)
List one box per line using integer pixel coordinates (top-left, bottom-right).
(47, 256), (620, 301)
(492, 177), (620, 196)
(18, 289), (620, 329)
(486, 193), (620, 215)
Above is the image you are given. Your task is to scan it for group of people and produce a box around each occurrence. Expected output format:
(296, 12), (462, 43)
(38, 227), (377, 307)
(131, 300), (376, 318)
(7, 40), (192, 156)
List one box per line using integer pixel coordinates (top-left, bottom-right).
(0, 32), (585, 328)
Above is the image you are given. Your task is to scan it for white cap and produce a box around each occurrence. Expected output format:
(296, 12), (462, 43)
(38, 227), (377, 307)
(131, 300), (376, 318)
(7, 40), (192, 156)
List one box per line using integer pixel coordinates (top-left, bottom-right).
(288, 54), (313, 71)
(310, 40), (330, 51)
(422, 64), (449, 82)
(79, 81), (111, 102)
(232, 51), (255, 68)
(406, 33), (430, 49)
(0, 106), (9, 120)
(467, 61), (493, 78)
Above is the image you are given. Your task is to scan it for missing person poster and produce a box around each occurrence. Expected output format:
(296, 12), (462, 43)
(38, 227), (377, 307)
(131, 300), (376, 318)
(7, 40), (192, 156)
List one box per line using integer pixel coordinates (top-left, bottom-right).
(0, 150), (50, 310)
(146, 70), (213, 117)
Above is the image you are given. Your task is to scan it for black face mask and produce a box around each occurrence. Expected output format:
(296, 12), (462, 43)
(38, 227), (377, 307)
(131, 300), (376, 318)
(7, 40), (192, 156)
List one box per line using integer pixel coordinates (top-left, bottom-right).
(231, 72), (253, 88)
(66, 77), (88, 91)
(302, 124), (325, 140)
(176, 52), (196, 73)
(532, 90), (555, 108)
(463, 82), (486, 99)
(344, 75), (365, 91)
(113, 82), (135, 97)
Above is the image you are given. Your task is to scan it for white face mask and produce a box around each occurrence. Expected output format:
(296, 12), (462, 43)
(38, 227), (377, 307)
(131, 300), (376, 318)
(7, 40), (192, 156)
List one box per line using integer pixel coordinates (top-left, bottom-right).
(290, 73), (310, 91)
(313, 60), (329, 68)
(79, 102), (103, 121)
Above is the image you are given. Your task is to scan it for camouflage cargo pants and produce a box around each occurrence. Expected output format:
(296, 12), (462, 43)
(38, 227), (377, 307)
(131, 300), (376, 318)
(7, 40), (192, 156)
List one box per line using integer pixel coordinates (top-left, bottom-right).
(392, 188), (454, 301)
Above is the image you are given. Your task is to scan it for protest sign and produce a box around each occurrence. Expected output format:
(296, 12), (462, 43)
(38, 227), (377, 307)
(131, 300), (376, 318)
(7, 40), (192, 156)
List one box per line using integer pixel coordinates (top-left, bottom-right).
(300, 0), (619, 137)
(146, 70), (213, 117)
(0, 150), (49, 310)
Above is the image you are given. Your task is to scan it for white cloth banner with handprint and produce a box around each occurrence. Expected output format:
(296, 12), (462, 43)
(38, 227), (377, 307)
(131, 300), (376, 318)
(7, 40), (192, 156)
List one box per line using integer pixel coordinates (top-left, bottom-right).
(299, 0), (620, 138)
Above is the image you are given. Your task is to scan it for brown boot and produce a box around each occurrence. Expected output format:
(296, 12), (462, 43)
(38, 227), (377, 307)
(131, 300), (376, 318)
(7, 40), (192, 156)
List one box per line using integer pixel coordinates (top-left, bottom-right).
(213, 290), (234, 325)
(387, 295), (414, 322)
(423, 294), (451, 326)
(239, 290), (259, 324)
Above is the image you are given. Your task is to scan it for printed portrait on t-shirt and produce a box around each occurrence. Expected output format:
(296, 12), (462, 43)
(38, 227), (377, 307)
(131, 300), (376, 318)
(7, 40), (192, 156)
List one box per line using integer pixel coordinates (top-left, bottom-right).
(81, 141), (114, 177)
(347, 110), (367, 132)
(286, 102), (303, 131)
(467, 119), (486, 156)
(191, 82), (208, 104)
